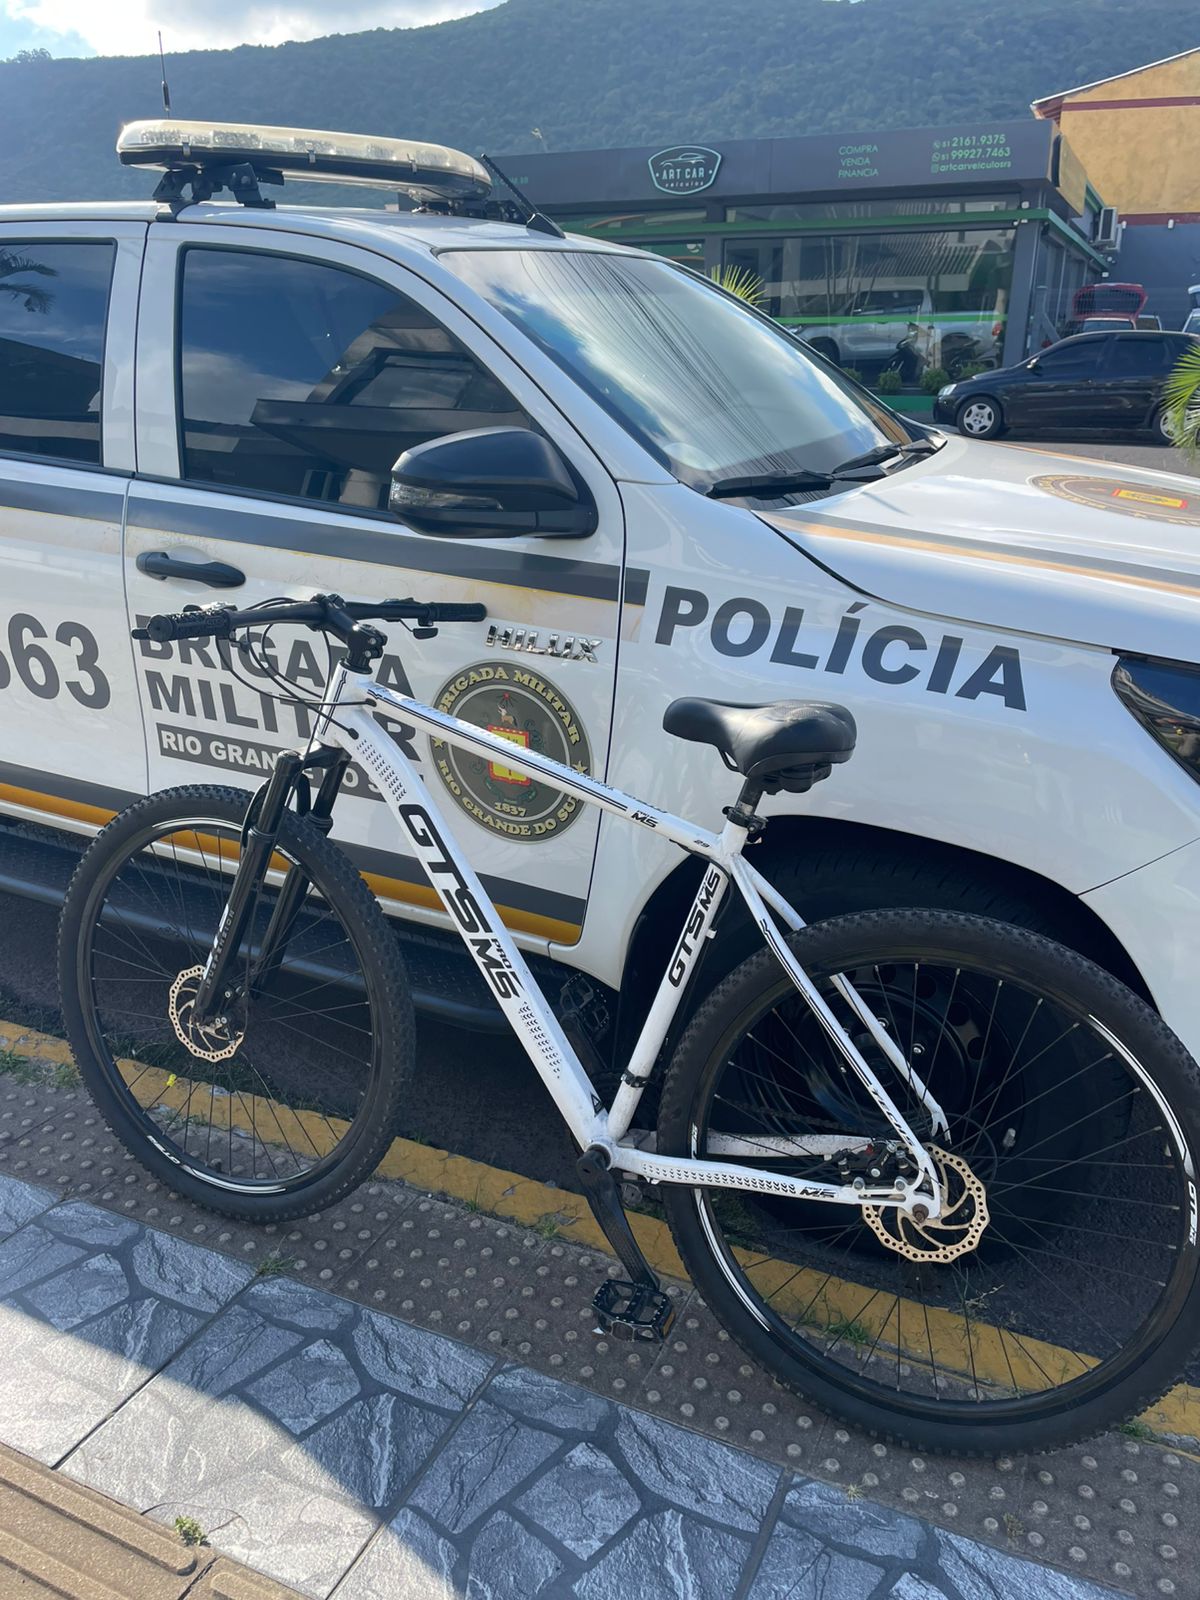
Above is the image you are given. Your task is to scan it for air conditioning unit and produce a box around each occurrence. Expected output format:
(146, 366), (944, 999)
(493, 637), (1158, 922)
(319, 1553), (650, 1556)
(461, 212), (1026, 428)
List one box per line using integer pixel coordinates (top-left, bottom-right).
(1094, 206), (1120, 247)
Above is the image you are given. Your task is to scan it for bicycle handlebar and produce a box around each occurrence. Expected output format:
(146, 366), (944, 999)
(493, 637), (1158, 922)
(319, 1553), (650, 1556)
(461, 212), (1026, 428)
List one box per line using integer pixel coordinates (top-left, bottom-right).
(132, 594), (488, 645)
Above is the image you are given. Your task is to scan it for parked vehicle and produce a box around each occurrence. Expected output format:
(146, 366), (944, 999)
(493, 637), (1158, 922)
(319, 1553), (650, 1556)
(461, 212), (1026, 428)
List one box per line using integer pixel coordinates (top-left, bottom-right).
(5, 119), (1200, 1171)
(934, 329), (1200, 440)
(796, 286), (1002, 378)
(1058, 281), (1148, 339)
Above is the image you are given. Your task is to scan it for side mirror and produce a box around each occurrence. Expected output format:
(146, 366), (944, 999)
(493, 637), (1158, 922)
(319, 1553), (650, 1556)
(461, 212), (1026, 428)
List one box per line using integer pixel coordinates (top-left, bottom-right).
(389, 427), (597, 540)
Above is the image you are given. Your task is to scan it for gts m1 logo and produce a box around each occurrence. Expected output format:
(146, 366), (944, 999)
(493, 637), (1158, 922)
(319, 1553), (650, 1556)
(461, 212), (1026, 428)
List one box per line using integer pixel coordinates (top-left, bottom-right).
(669, 867), (724, 986)
(398, 803), (525, 1002)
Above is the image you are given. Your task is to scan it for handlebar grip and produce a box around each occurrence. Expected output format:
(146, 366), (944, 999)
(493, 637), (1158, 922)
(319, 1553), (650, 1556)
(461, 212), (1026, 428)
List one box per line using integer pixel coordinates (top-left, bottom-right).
(429, 603), (488, 622)
(135, 607), (234, 644)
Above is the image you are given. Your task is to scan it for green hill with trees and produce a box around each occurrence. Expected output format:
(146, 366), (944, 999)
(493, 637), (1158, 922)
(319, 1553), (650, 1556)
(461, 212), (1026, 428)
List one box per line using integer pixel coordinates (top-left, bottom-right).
(1, 0), (1195, 203)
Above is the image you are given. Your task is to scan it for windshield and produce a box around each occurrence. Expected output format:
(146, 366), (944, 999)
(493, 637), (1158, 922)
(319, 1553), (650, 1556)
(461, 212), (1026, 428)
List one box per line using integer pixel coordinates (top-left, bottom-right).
(443, 249), (908, 490)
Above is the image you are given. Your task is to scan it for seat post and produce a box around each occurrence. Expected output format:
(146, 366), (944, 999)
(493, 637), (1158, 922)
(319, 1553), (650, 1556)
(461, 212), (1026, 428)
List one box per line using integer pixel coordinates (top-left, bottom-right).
(724, 778), (765, 831)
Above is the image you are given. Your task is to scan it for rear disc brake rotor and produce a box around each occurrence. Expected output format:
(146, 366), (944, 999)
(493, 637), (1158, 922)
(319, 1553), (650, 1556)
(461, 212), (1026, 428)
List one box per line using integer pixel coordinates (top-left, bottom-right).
(863, 1145), (989, 1264)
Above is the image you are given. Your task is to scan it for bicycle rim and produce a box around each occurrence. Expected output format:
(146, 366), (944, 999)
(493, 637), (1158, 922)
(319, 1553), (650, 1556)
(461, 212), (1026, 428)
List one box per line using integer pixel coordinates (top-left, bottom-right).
(672, 921), (1200, 1433)
(72, 810), (388, 1197)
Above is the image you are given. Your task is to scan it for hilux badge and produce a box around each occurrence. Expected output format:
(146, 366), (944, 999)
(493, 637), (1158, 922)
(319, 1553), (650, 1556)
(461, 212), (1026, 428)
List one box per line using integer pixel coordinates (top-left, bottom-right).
(648, 145), (722, 195)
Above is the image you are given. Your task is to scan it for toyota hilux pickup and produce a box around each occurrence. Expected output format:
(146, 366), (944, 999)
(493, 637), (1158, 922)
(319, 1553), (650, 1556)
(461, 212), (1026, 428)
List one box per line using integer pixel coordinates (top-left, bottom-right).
(2, 119), (1200, 1073)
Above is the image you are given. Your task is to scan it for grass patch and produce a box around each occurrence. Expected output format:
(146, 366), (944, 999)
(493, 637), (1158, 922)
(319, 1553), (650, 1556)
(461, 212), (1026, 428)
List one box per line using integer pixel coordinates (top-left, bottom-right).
(255, 1252), (295, 1278)
(0, 1047), (79, 1089)
(533, 1213), (561, 1241)
(173, 1515), (207, 1548)
(1118, 1419), (1160, 1443)
(823, 1316), (873, 1349)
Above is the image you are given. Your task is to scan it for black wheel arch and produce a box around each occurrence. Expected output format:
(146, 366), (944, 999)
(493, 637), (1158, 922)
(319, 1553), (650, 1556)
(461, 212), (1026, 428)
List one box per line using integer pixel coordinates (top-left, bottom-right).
(613, 815), (1149, 1068)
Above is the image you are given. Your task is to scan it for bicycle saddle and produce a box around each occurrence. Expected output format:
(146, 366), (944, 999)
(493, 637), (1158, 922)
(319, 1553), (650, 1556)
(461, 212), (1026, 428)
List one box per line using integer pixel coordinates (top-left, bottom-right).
(662, 698), (856, 793)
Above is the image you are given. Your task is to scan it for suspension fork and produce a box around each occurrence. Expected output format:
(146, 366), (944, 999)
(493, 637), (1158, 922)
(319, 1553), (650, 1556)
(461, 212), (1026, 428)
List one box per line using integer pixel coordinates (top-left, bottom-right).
(190, 747), (351, 1021)
(248, 748), (352, 998)
(188, 751), (302, 1024)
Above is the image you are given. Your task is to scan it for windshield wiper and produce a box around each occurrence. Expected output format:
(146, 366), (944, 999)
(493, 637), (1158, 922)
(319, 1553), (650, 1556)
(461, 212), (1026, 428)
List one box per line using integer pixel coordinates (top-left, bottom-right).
(705, 468), (834, 499)
(831, 438), (942, 475)
(705, 437), (943, 502)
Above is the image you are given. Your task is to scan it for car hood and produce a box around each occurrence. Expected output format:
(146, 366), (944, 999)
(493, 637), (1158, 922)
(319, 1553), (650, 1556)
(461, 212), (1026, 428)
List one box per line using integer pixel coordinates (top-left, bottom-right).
(761, 435), (1200, 661)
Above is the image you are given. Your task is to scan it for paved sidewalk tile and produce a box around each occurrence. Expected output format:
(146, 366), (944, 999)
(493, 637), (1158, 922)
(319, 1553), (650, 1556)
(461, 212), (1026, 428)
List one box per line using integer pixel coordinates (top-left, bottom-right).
(749, 1479), (1119, 1598)
(335, 1362), (781, 1598)
(0, 1172), (57, 1239)
(0, 1197), (254, 1464)
(64, 1276), (495, 1599)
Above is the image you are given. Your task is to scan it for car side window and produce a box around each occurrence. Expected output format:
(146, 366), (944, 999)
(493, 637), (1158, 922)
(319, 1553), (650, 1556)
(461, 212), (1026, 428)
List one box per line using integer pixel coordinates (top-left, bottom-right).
(0, 240), (115, 465)
(1109, 336), (1173, 375)
(1036, 341), (1104, 376)
(177, 247), (531, 510)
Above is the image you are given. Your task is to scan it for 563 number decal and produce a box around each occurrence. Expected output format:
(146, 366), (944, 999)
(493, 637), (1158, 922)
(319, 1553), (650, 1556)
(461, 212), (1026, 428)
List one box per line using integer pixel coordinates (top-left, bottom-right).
(0, 614), (110, 708)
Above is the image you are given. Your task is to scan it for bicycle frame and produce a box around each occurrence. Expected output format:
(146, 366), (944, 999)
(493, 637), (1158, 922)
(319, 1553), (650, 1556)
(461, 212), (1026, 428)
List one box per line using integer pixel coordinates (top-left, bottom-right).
(305, 662), (948, 1219)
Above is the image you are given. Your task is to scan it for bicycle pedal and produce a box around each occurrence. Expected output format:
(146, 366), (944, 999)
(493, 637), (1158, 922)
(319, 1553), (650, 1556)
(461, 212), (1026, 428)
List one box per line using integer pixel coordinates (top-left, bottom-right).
(592, 1279), (675, 1343)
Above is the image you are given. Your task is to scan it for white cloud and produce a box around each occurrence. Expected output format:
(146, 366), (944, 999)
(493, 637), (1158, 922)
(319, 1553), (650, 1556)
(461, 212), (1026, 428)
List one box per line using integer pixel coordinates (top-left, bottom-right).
(1, 0), (498, 56)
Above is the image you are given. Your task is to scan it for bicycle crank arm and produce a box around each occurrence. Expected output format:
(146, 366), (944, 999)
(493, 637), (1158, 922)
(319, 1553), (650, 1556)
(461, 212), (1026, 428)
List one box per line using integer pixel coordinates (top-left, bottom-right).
(576, 1146), (676, 1343)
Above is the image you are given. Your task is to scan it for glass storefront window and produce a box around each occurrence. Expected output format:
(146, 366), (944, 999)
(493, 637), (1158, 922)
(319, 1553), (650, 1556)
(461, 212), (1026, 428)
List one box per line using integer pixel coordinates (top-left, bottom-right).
(726, 196), (1019, 223)
(723, 226), (1014, 383)
(1029, 235), (1089, 350)
(639, 239), (705, 265)
(569, 209), (708, 234)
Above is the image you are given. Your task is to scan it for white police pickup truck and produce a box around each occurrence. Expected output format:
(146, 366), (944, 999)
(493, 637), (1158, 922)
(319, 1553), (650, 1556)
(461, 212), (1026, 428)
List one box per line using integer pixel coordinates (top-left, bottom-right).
(3, 119), (1200, 1066)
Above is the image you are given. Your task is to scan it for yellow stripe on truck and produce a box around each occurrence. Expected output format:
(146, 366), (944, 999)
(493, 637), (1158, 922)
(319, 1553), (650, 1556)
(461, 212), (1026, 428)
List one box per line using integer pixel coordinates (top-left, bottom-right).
(0, 785), (579, 943)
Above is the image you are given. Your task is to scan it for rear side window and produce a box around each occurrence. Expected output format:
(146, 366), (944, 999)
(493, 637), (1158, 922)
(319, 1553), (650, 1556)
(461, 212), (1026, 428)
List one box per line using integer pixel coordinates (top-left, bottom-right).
(0, 241), (114, 465)
(177, 248), (530, 510)
(1110, 336), (1174, 374)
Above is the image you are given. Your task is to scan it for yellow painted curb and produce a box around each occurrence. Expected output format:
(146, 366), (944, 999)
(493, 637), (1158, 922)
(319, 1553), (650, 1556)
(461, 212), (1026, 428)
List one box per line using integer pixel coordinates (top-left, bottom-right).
(2, 1016), (1197, 1440)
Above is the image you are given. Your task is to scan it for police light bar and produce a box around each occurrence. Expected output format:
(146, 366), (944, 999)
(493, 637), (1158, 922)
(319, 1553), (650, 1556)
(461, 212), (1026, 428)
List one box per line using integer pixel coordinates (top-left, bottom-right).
(116, 120), (491, 200)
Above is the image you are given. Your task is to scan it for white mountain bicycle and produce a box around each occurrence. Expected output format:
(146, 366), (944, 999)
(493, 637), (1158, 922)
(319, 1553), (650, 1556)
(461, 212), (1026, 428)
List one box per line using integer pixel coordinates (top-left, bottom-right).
(58, 591), (1200, 1453)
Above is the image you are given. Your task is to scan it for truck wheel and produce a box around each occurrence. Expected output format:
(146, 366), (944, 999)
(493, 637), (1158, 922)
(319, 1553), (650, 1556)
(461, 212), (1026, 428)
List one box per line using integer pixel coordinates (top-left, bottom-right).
(956, 395), (1004, 438)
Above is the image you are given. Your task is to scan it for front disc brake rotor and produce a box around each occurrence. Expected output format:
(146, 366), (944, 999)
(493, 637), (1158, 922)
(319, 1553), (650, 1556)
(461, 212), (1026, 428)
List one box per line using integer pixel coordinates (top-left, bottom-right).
(863, 1145), (989, 1264)
(168, 965), (245, 1063)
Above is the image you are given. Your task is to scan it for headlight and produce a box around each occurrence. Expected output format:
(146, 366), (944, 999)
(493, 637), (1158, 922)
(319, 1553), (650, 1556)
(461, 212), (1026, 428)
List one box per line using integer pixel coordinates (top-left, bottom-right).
(1113, 657), (1200, 784)
(938, 384), (956, 399)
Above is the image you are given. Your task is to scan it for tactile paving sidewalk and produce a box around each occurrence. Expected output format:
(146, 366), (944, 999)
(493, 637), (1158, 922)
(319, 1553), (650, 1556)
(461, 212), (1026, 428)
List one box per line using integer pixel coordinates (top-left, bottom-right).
(0, 1076), (1192, 1598)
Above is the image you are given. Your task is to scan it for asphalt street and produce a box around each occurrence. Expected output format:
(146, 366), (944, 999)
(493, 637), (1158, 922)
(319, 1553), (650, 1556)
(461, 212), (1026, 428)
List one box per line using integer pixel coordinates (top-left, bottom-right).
(978, 429), (1195, 475)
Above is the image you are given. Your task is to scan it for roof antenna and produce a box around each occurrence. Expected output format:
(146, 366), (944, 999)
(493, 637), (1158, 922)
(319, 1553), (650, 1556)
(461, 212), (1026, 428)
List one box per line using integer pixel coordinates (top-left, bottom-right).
(479, 153), (563, 238)
(157, 30), (172, 116)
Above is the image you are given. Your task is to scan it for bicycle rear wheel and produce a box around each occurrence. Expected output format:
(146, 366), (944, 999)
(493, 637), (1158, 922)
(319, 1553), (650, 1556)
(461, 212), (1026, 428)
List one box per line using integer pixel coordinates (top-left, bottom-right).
(58, 785), (414, 1222)
(658, 909), (1200, 1454)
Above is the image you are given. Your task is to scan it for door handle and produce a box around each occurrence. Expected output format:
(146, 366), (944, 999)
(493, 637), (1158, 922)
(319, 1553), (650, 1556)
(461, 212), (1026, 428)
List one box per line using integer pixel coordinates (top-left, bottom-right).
(136, 551), (245, 589)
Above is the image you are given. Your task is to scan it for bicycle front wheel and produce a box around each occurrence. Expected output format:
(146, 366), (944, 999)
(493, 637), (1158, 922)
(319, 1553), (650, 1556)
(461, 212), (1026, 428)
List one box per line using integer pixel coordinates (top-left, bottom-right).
(658, 909), (1200, 1454)
(58, 785), (414, 1222)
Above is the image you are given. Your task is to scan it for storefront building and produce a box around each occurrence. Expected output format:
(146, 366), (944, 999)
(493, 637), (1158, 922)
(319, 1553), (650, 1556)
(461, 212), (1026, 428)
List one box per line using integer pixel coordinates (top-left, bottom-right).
(503, 118), (1109, 405)
(1033, 48), (1200, 331)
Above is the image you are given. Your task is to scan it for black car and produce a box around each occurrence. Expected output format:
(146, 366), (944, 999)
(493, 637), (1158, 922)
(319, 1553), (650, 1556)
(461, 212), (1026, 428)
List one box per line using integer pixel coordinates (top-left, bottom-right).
(932, 330), (1200, 442)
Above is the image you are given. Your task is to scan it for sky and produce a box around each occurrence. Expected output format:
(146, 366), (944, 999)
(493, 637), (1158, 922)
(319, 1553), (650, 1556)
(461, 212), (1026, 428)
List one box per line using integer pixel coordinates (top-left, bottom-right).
(0, 0), (500, 59)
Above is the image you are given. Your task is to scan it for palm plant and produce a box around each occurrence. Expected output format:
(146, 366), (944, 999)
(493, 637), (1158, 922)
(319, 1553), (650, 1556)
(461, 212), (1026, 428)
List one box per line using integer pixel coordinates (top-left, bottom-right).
(0, 248), (56, 314)
(1162, 343), (1200, 453)
(709, 263), (766, 308)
